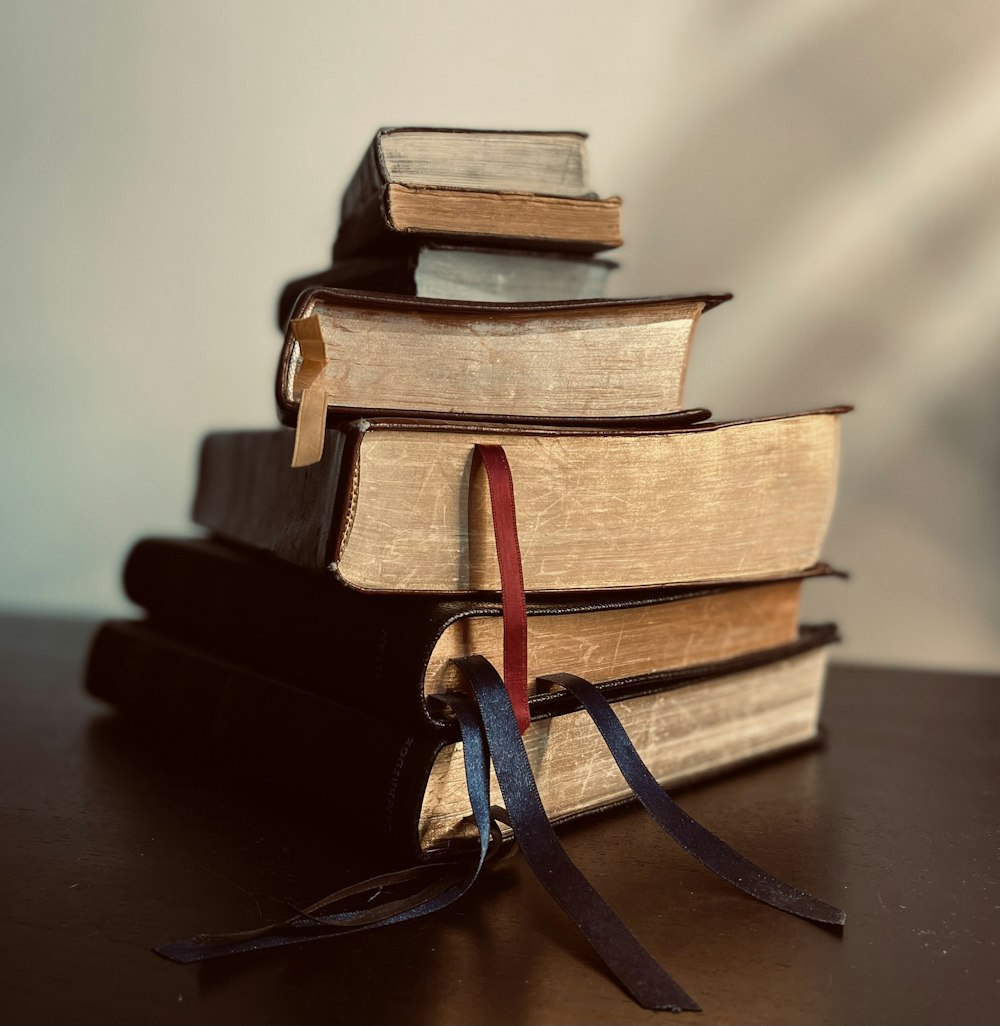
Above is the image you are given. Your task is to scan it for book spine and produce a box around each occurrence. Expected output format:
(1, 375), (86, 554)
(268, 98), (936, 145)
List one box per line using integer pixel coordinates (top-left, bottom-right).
(333, 185), (398, 261)
(121, 538), (438, 726)
(337, 134), (387, 242)
(192, 430), (348, 571)
(84, 621), (438, 859)
(276, 258), (419, 330)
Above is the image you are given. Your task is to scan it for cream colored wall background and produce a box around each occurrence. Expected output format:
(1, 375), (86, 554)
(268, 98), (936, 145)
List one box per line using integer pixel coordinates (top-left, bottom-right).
(2, 0), (998, 670)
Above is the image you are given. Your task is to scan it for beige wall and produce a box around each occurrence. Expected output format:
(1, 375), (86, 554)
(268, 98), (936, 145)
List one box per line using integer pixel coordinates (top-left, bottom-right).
(2, 0), (998, 670)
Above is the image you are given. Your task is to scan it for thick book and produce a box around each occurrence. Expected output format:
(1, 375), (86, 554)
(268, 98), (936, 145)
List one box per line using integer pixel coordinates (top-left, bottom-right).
(192, 408), (847, 595)
(276, 245), (618, 329)
(275, 289), (729, 439)
(84, 619), (837, 857)
(333, 128), (622, 258)
(121, 535), (837, 728)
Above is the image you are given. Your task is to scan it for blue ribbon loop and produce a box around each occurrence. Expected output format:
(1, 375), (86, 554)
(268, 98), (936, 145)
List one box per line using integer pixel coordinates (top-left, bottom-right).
(541, 671), (846, 927)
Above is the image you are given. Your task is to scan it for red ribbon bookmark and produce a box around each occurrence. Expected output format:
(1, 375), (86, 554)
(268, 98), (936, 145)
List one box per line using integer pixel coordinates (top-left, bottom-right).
(473, 444), (530, 735)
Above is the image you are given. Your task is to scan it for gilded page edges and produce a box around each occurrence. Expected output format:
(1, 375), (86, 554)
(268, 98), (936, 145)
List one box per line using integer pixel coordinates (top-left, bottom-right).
(675, 300), (706, 404)
(334, 420), (369, 572)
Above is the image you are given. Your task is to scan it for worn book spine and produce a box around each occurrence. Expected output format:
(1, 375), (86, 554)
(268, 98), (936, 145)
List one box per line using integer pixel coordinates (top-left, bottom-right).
(338, 129), (389, 238)
(84, 620), (426, 851)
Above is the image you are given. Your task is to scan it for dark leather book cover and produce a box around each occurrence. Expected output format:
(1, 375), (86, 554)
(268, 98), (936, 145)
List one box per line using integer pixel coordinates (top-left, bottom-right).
(83, 619), (439, 858)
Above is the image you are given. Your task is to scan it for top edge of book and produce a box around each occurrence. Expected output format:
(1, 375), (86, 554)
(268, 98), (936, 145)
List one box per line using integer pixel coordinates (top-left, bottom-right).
(319, 405), (854, 438)
(375, 127), (589, 138)
(285, 286), (734, 323)
(369, 127), (594, 198)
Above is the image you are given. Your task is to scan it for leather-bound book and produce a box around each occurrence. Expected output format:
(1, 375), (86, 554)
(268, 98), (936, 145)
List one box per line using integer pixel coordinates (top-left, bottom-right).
(274, 289), (730, 461)
(192, 408), (847, 594)
(333, 127), (622, 259)
(121, 535), (839, 728)
(84, 619), (838, 858)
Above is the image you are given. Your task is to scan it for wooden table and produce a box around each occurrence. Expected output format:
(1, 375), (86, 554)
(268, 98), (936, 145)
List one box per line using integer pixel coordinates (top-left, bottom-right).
(1, 615), (997, 1024)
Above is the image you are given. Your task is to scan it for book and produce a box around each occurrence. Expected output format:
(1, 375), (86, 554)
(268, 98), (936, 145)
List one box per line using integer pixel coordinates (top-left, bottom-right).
(346, 128), (596, 198)
(121, 536), (837, 727)
(333, 128), (622, 258)
(192, 408), (847, 594)
(275, 288), (730, 463)
(84, 618), (837, 857)
(276, 246), (618, 329)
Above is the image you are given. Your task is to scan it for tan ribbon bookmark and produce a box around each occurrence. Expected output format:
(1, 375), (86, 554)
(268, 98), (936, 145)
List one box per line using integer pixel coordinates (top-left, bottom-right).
(290, 315), (329, 468)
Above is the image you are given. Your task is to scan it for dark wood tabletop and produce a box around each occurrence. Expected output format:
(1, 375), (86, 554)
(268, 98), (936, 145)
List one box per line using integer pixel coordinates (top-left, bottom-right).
(1, 614), (997, 1025)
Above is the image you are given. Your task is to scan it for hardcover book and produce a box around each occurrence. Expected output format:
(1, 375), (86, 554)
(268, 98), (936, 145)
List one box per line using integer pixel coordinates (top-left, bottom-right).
(193, 409), (846, 594)
(85, 619), (838, 857)
(84, 120), (850, 1005)
(275, 288), (730, 465)
(333, 128), (622, 258)
(122, 536), (838, 727)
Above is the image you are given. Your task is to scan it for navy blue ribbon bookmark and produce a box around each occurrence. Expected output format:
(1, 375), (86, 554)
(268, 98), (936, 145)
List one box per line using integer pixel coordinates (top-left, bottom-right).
(155, 690), (493, 963)
(452, 654), (700, 1012)
(541, 672), (847, 928)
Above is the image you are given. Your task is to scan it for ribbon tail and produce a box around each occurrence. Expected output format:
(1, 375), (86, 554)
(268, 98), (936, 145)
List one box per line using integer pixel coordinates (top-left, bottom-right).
(156, 690), (495, 963)
(454, 654), (700, 1013)
(544, 672), (846, 928)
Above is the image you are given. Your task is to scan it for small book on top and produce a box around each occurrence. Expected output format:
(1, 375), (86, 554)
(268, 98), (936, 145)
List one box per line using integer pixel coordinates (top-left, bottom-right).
(333, 127), (623, 259)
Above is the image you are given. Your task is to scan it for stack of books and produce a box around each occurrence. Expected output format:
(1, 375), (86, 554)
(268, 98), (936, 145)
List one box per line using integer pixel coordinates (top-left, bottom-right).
(86, 127), (846, 865)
